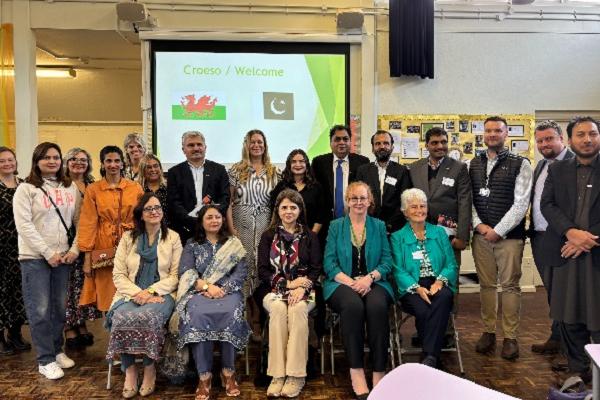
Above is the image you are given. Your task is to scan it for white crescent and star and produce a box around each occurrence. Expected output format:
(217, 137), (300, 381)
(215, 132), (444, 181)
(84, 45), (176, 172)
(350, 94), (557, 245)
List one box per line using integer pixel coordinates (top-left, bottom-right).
(270, 98), (287, 115)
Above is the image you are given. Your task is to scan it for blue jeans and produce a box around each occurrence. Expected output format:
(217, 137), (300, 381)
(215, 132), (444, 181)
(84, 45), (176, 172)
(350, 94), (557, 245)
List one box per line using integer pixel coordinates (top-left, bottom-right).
(20, 259), (70, 366)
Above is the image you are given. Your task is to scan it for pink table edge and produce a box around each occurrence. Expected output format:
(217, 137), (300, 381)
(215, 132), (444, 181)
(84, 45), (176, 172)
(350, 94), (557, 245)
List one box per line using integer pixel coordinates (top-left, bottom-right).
(368, 363), (521, 400)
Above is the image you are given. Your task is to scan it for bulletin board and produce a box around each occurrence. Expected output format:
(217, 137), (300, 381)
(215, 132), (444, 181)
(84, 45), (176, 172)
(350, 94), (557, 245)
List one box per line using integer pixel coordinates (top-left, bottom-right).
(377, 114), (536, 165)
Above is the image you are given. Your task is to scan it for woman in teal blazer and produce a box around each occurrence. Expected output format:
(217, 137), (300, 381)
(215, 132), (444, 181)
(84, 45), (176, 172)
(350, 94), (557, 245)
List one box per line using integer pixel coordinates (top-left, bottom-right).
(390, 188), (458, 369)
(323, 182), (393, 400)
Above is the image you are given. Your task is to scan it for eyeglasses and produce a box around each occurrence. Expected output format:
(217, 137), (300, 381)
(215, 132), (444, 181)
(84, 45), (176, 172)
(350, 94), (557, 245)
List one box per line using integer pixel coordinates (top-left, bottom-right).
(333, 136), (350, 143)
(348, 196), (369, 204)
(143, 205), (163, 213)
(69, 157), (88, 164)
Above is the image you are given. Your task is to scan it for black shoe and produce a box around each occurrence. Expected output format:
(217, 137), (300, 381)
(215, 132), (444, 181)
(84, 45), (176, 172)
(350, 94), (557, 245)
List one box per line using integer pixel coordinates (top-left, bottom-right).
(65, 336), (84, 350)
(421, 355), (438, 368)
(475, 332), (496, 354)
(0, 335), (14, 356)
(79, 333), (94, 347)
(531, 338), (560, 355)
(501, 338), (519, 360)
(6, 331), (31, 352)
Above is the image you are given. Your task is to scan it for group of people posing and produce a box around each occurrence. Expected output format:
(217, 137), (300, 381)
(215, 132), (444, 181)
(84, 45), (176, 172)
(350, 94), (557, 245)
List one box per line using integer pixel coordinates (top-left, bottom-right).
(0, 115), (597, 399)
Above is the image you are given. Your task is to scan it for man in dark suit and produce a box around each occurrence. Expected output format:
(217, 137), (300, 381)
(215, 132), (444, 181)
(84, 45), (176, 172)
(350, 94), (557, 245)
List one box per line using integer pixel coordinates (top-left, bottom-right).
(167, 131), (229, 244)
(409, 127), (471, 258)
(312, 125), (369, 241)
(528, 121), (574, 358)
(356, 130), (411, 233)
(541, 116), (600, 384)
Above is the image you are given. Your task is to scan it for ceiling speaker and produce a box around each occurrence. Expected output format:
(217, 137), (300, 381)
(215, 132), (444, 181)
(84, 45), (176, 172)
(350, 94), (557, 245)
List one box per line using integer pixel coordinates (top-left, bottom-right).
(337, 10), (364, 30)
(116, 2), (148, 23)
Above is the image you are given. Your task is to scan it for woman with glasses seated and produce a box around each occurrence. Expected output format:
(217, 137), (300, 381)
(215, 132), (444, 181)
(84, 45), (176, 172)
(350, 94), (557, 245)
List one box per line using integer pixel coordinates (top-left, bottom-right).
(322, 181), (394, 400)
(106, 193), (182, 398)
(390, 188), (457, 369)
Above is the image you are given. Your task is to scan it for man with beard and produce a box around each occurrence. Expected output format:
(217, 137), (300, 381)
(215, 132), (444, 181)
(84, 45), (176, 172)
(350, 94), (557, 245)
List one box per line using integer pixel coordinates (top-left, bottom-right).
(409, 127), (472, 260)
(356, 130), (411, 233)
(167, 130), (230, 244)
(541, 116), (600, 383)
(528, 121), (574, 360)
(470, 116), (532, 360)
(312, 125), (370, 242)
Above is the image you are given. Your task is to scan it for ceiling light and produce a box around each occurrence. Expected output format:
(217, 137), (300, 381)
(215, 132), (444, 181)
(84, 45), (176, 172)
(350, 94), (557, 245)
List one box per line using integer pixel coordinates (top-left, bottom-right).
(0, 67), (77, 78)
(37, 68), (76, 78)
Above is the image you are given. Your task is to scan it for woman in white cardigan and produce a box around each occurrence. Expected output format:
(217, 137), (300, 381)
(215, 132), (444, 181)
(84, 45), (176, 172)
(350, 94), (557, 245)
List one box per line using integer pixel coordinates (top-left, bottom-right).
(13, 142), (81, 381)
(106, 192), (182, 398)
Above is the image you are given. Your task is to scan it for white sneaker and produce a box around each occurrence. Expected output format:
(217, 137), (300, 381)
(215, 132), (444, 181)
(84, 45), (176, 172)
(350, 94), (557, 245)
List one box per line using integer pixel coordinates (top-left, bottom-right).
(39, 362), (64, 380)
(56, 353), (75, 369)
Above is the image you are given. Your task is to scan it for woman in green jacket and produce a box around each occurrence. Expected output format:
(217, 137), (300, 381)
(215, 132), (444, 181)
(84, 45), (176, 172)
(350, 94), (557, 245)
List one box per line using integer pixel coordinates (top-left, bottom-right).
(323, 181), (393, 400)
(390, 188), (457, 369)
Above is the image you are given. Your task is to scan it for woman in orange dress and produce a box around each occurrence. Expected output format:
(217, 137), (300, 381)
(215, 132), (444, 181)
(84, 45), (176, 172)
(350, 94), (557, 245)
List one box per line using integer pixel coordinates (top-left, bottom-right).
(78, 146), (143, 312)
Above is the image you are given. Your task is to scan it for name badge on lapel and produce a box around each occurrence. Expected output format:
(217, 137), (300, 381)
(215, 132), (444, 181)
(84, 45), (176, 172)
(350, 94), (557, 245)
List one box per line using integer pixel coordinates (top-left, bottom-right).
(384, 176), (397, 186)
(412, 251), (424, 260)
(479, 188), (490, 197)
(442, 177), (455, 187)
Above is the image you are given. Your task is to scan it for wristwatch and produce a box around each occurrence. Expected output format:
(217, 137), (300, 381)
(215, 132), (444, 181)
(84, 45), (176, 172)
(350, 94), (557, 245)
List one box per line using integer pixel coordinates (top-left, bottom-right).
(147, 287), (156, 295)
(368, 272), (376, 282)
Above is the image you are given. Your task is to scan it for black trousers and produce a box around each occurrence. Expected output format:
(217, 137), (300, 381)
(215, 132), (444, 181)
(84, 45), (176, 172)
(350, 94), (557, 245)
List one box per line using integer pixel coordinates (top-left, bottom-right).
(531, 232), (561, 342)
(558, 322), (600, 373)
(401, 277), (454, 358)
(328, 284), (392, 371)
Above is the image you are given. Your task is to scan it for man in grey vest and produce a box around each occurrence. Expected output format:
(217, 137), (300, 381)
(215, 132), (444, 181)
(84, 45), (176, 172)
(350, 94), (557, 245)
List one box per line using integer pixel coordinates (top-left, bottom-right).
(470, 116), (533, 360)
(528, 121), (574, 359)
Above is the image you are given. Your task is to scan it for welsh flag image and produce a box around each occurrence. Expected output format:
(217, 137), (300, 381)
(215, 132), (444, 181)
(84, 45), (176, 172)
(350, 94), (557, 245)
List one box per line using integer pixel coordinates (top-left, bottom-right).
(172, 92), (227, 120)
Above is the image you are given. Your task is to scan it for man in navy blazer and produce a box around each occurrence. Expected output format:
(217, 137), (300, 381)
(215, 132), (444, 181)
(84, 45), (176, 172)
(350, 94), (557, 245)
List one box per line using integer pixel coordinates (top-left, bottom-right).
(356, 130), (411, 233)
(167, 131), (229, 244)
(527, 121), (574, 358)
(312, 125), (370, 242)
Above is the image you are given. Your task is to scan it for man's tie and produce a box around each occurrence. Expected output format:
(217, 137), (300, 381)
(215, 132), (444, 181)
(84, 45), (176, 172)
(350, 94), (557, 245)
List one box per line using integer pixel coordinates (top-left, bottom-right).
(334, 159), (344, 218)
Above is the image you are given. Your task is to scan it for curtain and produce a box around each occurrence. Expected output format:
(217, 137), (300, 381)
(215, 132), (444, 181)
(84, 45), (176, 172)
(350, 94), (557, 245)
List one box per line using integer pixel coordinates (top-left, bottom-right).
(0, 24), (14, 147)
(389, 0), (434, 79)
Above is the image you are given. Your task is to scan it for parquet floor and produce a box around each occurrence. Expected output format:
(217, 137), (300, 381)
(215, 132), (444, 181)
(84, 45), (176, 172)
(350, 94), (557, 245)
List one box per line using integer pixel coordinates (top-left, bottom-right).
(0, 290), (576, 399)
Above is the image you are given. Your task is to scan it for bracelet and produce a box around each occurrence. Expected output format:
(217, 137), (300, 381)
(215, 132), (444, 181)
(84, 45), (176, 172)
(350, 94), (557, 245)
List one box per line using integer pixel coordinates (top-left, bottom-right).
(368, 272), (376, 282)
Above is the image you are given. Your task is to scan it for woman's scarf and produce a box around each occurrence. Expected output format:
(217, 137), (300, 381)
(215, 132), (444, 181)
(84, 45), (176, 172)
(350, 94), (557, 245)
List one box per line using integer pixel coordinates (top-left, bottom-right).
(202, 236), (246, 284)
(134, 231), (160, 289)
(270, 225), (303, 279)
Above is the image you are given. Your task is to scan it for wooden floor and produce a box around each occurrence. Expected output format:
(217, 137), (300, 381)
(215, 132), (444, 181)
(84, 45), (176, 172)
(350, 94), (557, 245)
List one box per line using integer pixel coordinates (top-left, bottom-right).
(0, 290), (577, 399)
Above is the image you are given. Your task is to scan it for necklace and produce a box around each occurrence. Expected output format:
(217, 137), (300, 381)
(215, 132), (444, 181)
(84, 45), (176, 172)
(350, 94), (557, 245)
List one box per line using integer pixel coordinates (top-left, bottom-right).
(350, 222), (367, 274)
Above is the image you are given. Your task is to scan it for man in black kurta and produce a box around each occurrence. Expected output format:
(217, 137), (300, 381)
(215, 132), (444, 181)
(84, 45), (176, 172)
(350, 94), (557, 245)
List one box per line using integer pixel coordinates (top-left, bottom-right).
(541, 116), (600, 383)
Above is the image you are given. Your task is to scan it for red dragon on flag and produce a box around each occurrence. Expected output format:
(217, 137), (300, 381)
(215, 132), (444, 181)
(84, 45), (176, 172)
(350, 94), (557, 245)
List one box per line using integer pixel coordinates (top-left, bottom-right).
(180, 94), (218, 117)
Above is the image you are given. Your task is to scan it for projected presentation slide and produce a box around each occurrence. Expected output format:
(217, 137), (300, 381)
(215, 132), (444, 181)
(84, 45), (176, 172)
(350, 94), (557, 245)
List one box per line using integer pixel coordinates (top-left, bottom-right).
(153, 49), (347, 167)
